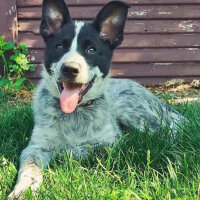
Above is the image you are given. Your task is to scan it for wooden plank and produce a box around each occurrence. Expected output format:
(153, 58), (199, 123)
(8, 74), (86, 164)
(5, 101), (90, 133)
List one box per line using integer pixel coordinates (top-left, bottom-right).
(18, 20), (200, 34)
(18, 33), (200, 49)
(112, 49), (200, 62)
(28, 48), (200, 63)
(0, 0), (17, 41)
(17, 0), (200, 7)
(18, 5), (200, 20)
(26, 63), (200, 79)
(111, 63), (200, 77)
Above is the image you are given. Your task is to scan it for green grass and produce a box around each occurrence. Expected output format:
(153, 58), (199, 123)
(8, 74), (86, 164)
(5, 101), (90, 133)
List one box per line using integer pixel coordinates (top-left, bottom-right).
(0, 89), (200, 200)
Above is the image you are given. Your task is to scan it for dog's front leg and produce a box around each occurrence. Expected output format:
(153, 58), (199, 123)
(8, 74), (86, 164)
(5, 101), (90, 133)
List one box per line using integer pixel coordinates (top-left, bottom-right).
(9, 143), (53, 199)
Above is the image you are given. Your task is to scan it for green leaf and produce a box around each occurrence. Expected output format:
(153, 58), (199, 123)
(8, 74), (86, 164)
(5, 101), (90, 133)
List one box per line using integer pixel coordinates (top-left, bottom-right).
(0, 35), (5, 41)
(15, 56), (23, 65)
(3, 41), (15, 51)
(10, 55), (16, 61)
(0, 41), (6, 49)
(18, 43), (29, 54)
(29, 65), (35, 72)
(9, 64), (19, 72)
(0, 36), (34, 91)
(21, 64), (29, 71)
(13, 78), (25, 91)
(0, 77), (10, 87)
(14, 49), (20, 56)
(18, 43), (27, 49)
(21, 54), (26, 58)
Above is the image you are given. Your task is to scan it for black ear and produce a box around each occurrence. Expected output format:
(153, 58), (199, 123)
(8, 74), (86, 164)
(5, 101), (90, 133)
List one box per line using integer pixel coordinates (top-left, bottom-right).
(92, 1), (129, 49)
(40, 0), (71, 41)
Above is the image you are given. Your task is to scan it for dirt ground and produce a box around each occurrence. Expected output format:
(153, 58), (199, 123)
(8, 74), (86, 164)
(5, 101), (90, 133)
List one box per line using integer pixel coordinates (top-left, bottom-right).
(147, 79), (200, 103)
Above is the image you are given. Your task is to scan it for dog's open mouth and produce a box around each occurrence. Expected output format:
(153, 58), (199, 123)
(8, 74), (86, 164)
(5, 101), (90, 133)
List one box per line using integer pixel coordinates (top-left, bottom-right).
(57, 79), (94, 113)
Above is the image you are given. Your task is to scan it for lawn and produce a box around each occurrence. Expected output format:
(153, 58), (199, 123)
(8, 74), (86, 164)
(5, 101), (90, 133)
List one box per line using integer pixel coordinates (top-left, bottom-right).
(0, 89), (200, 200)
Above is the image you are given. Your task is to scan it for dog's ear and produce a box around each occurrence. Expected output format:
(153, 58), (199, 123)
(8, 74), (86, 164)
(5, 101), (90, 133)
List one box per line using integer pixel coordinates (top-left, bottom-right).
(92, 1), (130, 49)
(40, 0), (71, 41)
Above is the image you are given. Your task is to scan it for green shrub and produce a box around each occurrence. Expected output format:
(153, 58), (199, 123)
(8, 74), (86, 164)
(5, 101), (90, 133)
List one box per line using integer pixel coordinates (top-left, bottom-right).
(0, 35), (35, 91)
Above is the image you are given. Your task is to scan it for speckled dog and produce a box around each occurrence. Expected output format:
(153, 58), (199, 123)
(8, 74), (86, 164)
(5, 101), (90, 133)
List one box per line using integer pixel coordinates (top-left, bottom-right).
(9, 0), (186, 198)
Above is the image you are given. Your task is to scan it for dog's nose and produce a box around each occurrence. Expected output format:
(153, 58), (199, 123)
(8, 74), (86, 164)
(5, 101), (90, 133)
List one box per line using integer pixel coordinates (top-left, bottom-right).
(61, 64), (80, 78)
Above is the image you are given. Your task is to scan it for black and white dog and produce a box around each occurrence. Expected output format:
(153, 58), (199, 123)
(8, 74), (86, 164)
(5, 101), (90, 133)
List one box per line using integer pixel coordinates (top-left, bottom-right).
(9, 0), (186, 198)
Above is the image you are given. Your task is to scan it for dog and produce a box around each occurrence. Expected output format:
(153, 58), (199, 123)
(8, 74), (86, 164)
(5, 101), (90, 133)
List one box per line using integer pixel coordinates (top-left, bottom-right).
(9, 0), (186, 198)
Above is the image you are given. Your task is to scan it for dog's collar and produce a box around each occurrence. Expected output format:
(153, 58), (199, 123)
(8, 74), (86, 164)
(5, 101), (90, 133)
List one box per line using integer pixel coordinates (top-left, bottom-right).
(79, 100), (94, 107)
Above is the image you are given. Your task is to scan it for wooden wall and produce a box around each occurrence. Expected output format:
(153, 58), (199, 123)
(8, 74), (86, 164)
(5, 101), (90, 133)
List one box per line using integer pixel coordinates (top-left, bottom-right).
(0, 0), (17, 42)
(9, 0), (200, 84)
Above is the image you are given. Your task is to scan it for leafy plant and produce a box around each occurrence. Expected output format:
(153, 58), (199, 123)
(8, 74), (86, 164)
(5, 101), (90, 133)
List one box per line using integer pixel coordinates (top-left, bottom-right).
(0, 35), (35, 91)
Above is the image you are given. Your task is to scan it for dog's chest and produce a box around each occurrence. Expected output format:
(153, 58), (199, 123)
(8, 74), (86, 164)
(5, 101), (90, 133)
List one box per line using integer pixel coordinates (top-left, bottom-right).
(57, 108), (122, 148)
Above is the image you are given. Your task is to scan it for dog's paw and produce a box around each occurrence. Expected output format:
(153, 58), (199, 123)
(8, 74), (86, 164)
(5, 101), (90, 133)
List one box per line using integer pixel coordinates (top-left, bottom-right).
(8, 172), (43, 199)
(8, 161), (43, 199)
(8, 186), (29, 200)
(8, 181), (41, 200)
(8, 188), (25, 200)
(8, 181), (40, 200)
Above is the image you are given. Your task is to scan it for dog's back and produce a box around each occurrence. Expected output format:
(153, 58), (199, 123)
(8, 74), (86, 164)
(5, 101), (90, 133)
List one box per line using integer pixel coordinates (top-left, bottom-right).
(106, 78), (185, 132)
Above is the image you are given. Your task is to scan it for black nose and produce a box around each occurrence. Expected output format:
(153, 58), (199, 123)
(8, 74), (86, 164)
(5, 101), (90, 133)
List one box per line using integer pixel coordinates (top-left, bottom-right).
(61, 64), (79, 78)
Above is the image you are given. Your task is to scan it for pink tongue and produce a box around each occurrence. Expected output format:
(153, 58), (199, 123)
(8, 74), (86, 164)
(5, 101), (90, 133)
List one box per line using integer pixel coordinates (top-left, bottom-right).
(60, 84), (82, 113)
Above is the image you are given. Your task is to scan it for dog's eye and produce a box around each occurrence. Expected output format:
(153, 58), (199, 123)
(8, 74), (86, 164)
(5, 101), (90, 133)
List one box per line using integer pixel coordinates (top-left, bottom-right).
(86, 46), (96, 54)
(56, 44), (63, 51)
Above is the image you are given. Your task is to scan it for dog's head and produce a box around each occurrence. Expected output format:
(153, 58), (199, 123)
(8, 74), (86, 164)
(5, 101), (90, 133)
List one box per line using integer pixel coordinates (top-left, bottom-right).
(40, 0), (129, 113)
